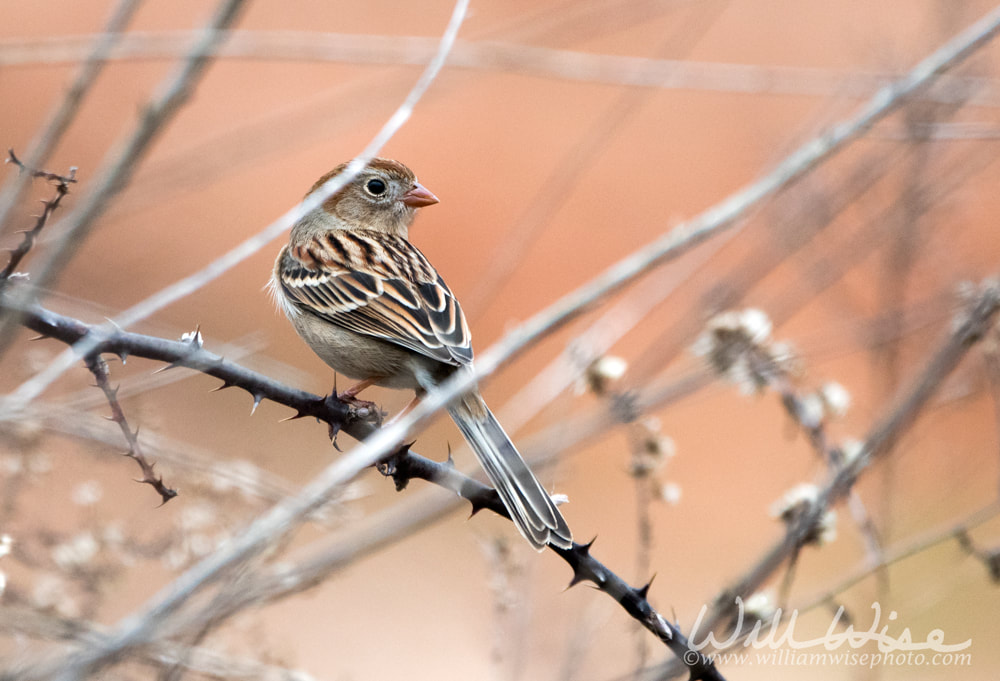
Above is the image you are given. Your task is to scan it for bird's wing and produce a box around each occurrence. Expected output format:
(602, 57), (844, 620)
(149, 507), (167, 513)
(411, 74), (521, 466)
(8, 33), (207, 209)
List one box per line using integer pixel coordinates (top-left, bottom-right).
(278, 230), (472, 367)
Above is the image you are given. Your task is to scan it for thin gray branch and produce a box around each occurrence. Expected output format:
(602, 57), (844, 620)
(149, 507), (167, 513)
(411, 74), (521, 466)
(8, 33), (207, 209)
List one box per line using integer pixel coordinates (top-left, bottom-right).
(3, 31), (1000, 106)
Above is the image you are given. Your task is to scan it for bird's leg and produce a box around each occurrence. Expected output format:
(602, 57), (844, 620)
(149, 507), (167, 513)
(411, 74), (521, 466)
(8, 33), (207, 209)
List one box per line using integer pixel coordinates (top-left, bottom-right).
(338, 377), (375, 401)
(372, 392), (427, 474)
(385, 393), (422, 425)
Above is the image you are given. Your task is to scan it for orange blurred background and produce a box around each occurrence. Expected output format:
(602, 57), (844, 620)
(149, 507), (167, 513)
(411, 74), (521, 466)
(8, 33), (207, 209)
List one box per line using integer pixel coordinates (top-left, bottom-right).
(1, 1), (999, 679)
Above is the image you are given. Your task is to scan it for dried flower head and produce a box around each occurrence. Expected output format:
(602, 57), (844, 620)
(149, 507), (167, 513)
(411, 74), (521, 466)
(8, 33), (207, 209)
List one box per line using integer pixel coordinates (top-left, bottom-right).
(583, 355), (628, 395)
(744, 591), (776, 621)
(659, 482), (682, 505)
(71, 480), (103, 507)
(797, 393), (825, 429)
(52, 532), (99, 570)
(839, 439), (864, 467)
(819, 382), (851, 418)
(33, 574), (78, 618)
(630, 419), (675, 477)
(693, 308), (792, 393)
(771, 483), (837, 546)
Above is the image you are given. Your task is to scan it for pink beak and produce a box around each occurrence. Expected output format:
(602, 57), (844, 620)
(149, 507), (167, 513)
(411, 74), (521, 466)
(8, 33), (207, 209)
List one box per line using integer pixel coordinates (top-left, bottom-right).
(401, 182), (439, 208)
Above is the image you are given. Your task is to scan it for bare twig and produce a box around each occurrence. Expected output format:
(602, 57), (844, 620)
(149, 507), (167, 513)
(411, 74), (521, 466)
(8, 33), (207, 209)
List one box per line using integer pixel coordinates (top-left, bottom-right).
(84, 354), (177, 504)
(0, 152), (76, 281)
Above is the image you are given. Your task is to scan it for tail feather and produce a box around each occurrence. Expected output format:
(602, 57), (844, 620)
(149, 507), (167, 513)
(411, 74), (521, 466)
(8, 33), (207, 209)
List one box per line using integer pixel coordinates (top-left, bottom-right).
(449, 394), (572, 550)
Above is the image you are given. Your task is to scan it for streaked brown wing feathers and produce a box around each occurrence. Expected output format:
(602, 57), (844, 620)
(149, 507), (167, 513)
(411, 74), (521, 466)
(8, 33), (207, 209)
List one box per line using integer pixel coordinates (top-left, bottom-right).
(279, 231), (472, 366)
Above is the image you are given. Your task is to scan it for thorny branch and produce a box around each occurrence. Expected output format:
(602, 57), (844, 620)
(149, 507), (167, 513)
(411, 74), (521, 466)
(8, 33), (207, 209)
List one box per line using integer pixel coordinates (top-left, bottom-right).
(0, 297), (724, 681)
(0, 151), (76, 282)
(84, 353), (177, 504)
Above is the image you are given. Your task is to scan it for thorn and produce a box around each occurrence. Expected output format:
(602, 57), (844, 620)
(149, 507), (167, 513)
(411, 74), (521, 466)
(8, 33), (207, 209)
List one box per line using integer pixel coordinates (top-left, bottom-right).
(133, 426), (140, 438)
(567, 566), (591, 589)
(577, 536), (597, 555)
(28, 334), (48, 341)
(152, 362), (180, 374)
(279, 410), (308, 423)
(634, 574), (656, 600)
(444, 443), (455, 467)
(209, 381), (233, 393)
(468, 496), (490, 517)
(250, 394), (263, 415)
(102, 415), (115, 421)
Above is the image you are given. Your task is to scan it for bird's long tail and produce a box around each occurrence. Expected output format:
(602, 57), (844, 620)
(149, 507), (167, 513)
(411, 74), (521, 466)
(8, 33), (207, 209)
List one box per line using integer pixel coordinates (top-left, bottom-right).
(448, 392), (572, 550)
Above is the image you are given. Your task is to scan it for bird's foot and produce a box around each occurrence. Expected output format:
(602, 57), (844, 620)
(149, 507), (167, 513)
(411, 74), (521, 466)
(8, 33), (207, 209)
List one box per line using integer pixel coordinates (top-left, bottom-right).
(338, 393), (382, 424)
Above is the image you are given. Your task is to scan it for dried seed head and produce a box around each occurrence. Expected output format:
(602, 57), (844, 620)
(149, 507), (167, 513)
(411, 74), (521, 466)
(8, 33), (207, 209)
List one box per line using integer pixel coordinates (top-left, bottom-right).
(819, 382), (851, 418)
(694, 308), (792, 393)
(584, 355), (628, 394)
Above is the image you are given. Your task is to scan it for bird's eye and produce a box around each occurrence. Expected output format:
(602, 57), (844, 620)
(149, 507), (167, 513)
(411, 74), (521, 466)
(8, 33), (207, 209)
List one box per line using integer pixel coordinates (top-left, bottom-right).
(365, 178), (387, 196)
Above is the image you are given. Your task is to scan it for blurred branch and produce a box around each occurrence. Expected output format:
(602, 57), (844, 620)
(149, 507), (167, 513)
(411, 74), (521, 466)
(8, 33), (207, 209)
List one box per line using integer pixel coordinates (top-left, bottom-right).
(4, 30), (1000, 106)
(650, 279), (1000, 680)
(6, 402), (307, 509)
(0, 0), (141, 238)
(465, 0), (730, 316)
(798, 501), (1000, 613)
(0, 604), (317, 681)
(464, 3), (1000, 405)
(0, 0), (249, 361)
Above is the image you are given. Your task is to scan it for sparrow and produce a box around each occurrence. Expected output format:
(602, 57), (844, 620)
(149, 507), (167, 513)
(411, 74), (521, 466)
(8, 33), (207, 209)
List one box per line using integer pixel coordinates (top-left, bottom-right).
(270, 158), (572, 550)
